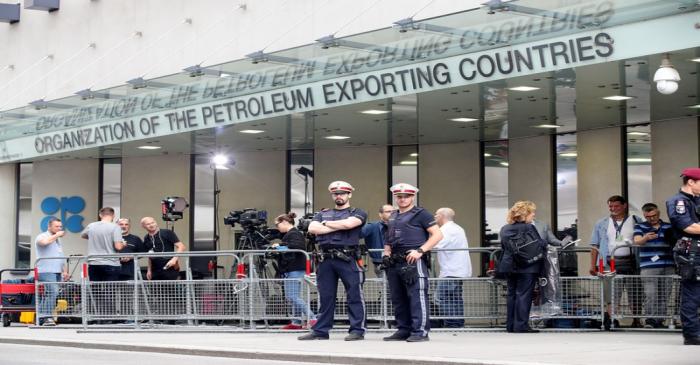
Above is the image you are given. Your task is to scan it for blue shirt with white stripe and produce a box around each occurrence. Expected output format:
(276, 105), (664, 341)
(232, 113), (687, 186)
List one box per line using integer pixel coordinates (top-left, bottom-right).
(633, 220), (674, 269)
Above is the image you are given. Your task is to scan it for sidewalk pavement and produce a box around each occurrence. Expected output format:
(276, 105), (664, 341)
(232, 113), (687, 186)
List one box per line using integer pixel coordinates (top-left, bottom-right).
(0, 326), (696, 365)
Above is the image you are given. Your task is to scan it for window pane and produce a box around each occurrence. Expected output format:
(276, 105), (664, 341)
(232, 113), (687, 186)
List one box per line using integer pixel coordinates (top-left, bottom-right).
(193, 156), (215, 251)
(391, 145), (418, 187)
(483, 141), (508, 240)
(16, 163), (32, 268)
(556, 134), (578, 231)
(626, 124), (652, 217)
(289, 150), (314, 218)
(101, 159), (121, 218)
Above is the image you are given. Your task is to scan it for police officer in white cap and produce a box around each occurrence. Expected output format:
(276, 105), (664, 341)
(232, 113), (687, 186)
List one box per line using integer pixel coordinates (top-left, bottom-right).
(298, 181), (368, 341)
(382, 183), (443, 342)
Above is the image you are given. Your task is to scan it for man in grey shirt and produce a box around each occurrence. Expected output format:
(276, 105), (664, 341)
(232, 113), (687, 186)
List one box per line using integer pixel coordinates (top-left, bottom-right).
(81, 207), (125, 281)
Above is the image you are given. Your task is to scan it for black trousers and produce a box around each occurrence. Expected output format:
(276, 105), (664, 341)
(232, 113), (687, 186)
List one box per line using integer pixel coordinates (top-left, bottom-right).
(506, 273), (538, 332)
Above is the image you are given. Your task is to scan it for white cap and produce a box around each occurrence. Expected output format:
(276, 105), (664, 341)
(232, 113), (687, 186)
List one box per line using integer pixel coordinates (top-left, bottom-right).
(328, 181), (354, 193)
(390, 183), (419, 195)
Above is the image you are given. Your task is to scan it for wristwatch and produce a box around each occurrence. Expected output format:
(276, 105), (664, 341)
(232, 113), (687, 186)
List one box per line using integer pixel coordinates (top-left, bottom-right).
(416, 248), (424, 254)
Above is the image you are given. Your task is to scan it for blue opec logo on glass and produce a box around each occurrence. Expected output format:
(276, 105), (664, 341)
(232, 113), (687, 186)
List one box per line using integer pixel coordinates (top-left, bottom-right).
(40, 196), (86, 233)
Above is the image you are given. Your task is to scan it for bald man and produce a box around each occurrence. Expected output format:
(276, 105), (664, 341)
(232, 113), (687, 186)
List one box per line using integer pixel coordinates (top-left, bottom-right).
(361, 204), (395, 277)
(434, 208), (471, 328)
(140, 217), (186, 281)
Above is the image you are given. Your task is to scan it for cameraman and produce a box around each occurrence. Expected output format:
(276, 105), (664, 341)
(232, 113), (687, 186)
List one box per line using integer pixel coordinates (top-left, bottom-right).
(273, 212), (317, 330)
(666, 168), (700, 345)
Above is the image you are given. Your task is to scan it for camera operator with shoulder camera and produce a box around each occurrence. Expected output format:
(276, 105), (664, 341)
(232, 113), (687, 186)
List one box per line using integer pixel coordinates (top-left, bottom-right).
(272, 212), (317, 330)
(298, 181), (368, 341)
(666, 168), (700, 345)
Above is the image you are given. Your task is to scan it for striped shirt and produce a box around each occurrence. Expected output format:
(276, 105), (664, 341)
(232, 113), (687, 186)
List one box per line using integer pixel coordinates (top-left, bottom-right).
(633, 221), (674, 269)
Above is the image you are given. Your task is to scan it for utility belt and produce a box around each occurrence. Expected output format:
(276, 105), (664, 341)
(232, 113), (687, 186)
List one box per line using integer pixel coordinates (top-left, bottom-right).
(674, 237), (700, 281)
(317, 246), (361, 263)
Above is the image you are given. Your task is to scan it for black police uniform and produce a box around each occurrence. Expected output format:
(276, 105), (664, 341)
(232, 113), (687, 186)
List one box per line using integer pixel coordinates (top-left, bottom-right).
(666, 190), (700, 341)
(385, 206), (436, 339)
(310, 207), (368, 337)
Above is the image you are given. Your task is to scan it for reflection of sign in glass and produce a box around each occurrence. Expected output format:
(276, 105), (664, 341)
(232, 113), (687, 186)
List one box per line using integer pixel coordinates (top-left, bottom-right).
(40, 196), (86, 233)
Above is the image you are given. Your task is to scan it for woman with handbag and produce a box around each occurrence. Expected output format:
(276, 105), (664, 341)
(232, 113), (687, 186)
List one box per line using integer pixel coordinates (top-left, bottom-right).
(499, 201), (546, 333)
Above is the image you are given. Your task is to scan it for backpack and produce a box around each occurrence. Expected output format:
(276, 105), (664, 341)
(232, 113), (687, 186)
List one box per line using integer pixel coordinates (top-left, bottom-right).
(506, 225), (546, 266)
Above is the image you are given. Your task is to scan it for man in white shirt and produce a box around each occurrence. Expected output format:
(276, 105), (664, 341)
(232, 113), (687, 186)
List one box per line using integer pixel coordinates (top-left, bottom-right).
(434, 208), (471, 328)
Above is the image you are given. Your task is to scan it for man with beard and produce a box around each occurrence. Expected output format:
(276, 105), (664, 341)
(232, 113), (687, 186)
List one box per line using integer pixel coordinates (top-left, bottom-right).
(298, 181), (368, 341)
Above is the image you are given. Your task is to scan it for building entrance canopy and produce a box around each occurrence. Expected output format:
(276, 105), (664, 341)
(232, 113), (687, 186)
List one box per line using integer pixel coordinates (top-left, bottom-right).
(0, 0), (699, 162)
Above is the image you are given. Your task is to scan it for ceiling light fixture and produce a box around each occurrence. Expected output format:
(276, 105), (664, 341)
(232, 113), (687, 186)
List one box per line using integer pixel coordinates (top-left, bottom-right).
(603, 95), (634, 101)
(449, 117), (478, 122)
(508, 86), (540, 92)
(360, 109), (390, 115)
(483, 153), (492, 157)
(687, 104), (700, 109)
(239, 129), (265, 134)
(500, 161), (509, 167)
(137, 145), (161, 150)
(627, 157), (652, 163)
(653, 54), (681, 95)
(534, 124), (561, 128)
(627, 131), (649, 136)
(410, 153), (418, 157)
(559, 152), (578, 157)
(690, 57), (700, 63)
(324, 135), (350, 140)
(400, 160), (418, 165)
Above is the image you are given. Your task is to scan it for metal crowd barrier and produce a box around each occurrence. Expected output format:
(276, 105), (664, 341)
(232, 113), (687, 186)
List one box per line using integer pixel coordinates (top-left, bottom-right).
(33, 255), (86, 326)
(22, 246), (682, 332)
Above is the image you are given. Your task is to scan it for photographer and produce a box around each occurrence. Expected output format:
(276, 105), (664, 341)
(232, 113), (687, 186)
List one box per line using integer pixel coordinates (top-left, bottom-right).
(273, 212), (317, 330)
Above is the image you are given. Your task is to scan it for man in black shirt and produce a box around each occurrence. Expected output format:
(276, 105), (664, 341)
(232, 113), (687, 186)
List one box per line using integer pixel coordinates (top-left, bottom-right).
(140, 217), (186, 281)
(117, 218), (144, 280)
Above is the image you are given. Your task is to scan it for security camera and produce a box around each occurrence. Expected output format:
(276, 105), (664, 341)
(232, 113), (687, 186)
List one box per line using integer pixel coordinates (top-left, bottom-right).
(653, 56), (680, 95)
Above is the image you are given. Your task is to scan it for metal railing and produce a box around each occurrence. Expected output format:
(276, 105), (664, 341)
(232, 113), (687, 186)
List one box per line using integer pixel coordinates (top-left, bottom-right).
(17, 247), (683, 332)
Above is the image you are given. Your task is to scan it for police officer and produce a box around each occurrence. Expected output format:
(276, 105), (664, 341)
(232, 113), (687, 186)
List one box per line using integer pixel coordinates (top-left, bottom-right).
(298, 181), (368, 341)
(666, 167), (700, 345)
(382, 183), (443, 342)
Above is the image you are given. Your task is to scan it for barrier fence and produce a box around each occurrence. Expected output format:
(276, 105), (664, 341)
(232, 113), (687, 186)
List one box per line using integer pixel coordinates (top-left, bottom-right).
(10, 247), (683, 331)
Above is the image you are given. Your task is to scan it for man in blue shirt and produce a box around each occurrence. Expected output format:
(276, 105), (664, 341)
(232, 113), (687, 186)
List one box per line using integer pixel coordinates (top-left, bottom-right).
(633, 203), (674, 328)
(361, 204), (394, 277)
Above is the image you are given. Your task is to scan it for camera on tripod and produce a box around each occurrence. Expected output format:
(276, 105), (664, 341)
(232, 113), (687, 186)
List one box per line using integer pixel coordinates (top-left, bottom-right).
(224, 209), (268, 227)
(224, 208), (281, 250)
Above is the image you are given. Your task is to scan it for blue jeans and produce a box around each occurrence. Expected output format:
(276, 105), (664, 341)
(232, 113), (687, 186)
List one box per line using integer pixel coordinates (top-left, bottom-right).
(436, 278), (464, 328)
(38, 273), (61, 320)
(283, 270), (315, 325)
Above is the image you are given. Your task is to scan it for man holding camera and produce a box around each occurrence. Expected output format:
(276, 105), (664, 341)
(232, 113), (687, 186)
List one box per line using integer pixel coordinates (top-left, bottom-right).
(666, 168), (700, 345)
(382, 183), (443, 342)
(298, 181), (368, 341)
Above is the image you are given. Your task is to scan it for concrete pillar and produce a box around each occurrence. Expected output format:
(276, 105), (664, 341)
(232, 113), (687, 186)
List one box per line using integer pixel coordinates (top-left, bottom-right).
(419, 142), (482, 276)
(121, 155), (191, 245)
(0, 164), (17, 269)
(651, 117), (700, 220)
(31, 160), (99, 261)
(508, 135), (554, 224)
(313, 146), (389, 214)
(576, 127), (623, 274)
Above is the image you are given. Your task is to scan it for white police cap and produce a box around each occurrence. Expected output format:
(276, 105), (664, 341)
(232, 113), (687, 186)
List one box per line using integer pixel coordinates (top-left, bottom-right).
(328, 181), (354, 193)
(390, 183), (419, 195)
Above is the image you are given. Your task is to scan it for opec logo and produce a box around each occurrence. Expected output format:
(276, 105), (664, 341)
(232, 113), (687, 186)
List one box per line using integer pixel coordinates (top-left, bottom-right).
(40, 196), (86, 233)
